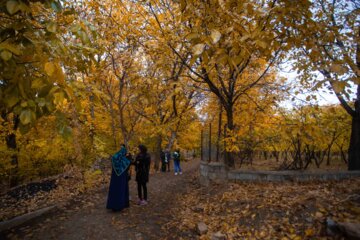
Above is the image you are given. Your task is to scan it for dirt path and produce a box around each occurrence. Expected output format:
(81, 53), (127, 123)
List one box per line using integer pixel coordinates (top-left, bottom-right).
(4, 160), (200, 240)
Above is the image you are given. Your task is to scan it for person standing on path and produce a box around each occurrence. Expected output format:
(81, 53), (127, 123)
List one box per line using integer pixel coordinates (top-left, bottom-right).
(165, 150), (171, 172)
(173, 149), (182, 175)
(135, 144), (151, 205)
(106, 144), (131, 211)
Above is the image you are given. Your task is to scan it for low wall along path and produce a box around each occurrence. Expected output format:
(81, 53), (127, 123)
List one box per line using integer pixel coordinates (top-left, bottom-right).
(200, 161), (360, 185)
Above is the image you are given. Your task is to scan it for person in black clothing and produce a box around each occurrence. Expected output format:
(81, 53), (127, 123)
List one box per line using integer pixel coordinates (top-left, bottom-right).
(160, 150), (166, 172)
(135, 144), (151, 205)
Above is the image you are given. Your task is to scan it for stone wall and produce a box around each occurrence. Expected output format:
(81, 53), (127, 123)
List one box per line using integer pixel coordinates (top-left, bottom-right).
(199, 161), (228, 186)
(199, 161), (360, 186)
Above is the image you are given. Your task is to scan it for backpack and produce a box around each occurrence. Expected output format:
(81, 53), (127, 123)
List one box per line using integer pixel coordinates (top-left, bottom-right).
(173, 151), (180, 161)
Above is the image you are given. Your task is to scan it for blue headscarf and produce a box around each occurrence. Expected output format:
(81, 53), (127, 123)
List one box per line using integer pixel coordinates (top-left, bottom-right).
(112, 146), (131, 176)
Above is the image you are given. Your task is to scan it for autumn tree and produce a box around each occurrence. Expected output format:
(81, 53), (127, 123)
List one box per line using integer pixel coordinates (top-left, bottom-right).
(0, 0), (96, 185)
(281, 0), (360, 170)
(145, 0), (290, 167)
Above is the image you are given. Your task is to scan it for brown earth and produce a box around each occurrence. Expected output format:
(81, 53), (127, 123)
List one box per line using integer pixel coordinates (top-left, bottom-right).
(2, 159), (200, 240)
(2, 159), (359, 240)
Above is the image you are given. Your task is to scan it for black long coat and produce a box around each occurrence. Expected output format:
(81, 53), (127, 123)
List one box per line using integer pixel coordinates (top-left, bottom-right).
(135, 153), (151, 183)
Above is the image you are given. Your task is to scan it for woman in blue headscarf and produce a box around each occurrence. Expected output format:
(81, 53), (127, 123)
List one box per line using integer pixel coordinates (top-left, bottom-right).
(106, 144), (131, 211)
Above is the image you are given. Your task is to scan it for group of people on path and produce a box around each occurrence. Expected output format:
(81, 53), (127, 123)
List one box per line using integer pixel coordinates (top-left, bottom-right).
(160, 149), (182, 175)
(106, 144), (183, 212)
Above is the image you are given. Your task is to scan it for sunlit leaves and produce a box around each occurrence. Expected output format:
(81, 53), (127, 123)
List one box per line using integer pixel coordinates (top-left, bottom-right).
(19, 109), (34, 125)
(0, 41), (21, 55)
(192, 43), (205, 55)
(210, 30), (221, 44)
(0, 50), (12, 61)
(0, 0), (96, 133)
(46, 22), (57, 33)
(44, 62), (56, 76)
(6, 0), (20, 15)
(286, 0), (358, 107)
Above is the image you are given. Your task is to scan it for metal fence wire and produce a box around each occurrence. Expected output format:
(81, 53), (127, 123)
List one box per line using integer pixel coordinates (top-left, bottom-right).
(201, 122), (225, 163)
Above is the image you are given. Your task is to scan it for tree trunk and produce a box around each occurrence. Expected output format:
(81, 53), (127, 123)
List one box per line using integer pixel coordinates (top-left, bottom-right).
(154, 134), (162, 171)
(225, 106), (235, 167)
(118, 71), (128, 148)
(216, 103), (223, 162)
(166, 131), (177, 152)
(348, 114), (360, 170)
(347, 33), (360, 170)
(5, 115), (20, 187)
(109, 98), (117, 148)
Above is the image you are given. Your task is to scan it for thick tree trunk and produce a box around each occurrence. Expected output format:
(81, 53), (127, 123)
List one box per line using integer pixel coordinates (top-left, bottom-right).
(348, 114), (360, 170)
(225, 106), (235, 168)
(347, 32), (360, 170)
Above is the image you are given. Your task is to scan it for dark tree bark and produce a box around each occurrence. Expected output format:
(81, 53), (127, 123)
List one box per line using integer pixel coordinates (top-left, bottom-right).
(154, 134), (162, 171)
(224, 105), (235, 167)
(4, 115), (20, 187)
(348, 106), (360, 170)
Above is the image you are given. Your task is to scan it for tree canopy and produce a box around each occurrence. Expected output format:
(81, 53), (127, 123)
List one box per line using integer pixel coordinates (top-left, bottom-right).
(0, 0), (359, 187)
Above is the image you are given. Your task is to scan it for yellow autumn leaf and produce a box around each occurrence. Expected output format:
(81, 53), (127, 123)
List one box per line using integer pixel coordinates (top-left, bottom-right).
(192, 43), (205, 55)
(19, 109), (32, 125)
(305, 228), (314, 237)
(46, 22), (57, 33)
(210, 29), (221, 44)
(255, 40), (267, 49)
(44, 62), (55, 76)
(0, 50), (12, 61)
(330, 64), (347, 75)
(6, 0), (20, 15)
(0, 41), (21, 55)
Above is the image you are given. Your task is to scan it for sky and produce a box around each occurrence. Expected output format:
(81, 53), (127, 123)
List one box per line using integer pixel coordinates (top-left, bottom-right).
(277, 65), (345, 109)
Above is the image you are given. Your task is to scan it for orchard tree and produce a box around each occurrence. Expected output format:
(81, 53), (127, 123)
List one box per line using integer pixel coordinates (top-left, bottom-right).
(147, 0), (287, 167)
(282, 0), (360, 170)
(0, 0), (95, 185)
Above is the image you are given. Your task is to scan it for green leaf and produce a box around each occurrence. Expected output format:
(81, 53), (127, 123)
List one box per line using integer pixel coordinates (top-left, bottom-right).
(20, 109), (32, 125)
(1, 50), (12, 61)
(6, 0), (20, 15)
